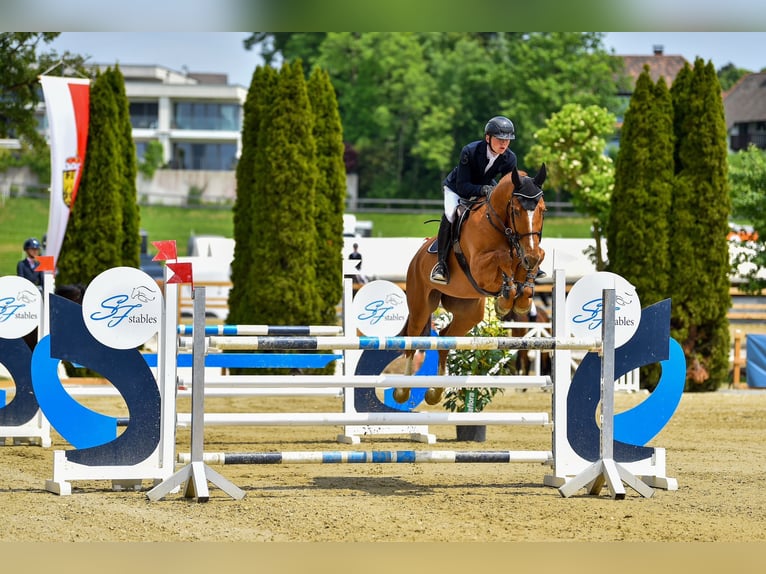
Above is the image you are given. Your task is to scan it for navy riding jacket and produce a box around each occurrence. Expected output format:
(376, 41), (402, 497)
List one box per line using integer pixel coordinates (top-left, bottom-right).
(443, 140), (517, 199)
(17, 258), (43, 287)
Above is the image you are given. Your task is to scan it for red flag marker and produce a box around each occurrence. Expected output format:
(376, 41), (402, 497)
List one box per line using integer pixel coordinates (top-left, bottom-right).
(166, 261), (193, 286)
(151, 240), (177, 261)
(36, 256), (55, 272)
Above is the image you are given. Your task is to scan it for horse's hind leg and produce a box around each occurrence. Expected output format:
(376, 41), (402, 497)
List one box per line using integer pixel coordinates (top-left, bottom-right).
(393, 282), (440, 404)
(423, 296), (485, 406)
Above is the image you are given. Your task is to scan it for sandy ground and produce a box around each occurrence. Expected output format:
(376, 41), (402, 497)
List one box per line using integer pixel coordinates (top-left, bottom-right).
(1, 384), (765, 545)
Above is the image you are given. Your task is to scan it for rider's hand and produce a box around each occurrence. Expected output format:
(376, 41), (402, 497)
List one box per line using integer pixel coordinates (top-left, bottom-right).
(481, 185), (494, 197)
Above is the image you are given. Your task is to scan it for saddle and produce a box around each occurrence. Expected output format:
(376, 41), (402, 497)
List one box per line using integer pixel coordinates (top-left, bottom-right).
(426, 199), (481, 254)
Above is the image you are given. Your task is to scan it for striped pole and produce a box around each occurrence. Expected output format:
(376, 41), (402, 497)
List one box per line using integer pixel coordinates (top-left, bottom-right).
(178, 450), (554, 465)
(177, 324), (343, 337)
(178, 335), (601, 352)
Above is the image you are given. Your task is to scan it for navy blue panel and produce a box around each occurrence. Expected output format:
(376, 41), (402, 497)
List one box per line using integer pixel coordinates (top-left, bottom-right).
(0, 337), (39, 426)
(44, 295), (161, 467)
(567, 299), (671, 463)
(746, 334), (766, 388)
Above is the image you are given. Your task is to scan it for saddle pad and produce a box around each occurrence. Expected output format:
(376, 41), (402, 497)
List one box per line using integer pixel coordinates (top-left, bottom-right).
(426, 238), (438, 254)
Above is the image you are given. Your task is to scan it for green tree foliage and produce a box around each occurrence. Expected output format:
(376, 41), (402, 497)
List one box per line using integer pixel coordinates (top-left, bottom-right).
(57, 71), (123, 285)
(0, 33), (88, 149)
(230, 60), (320, 329)
(104, 66), (140, 268)
(526, 103), (616, 270)
(247, 33), (625, 200)
(315, 33), (436, 198)
(670, 59), (731, 391)
(728, 145), (766, 293)
(717, 62), (752, 92)
(137, 140), (165, 180)
(607, 69), (674, 309)
(228, 65), (277, 325)
(307, 68), (346, 326)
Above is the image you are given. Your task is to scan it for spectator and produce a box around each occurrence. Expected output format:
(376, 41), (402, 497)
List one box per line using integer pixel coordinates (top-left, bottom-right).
(349, 243), (368, 284)
(16, 237), (43, 291)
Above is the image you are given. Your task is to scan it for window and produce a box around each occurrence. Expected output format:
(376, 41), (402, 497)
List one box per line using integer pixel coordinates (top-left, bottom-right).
(129, 102), (159, 129)
(170, 142), (237, 171)
(172, 102), (240, 131)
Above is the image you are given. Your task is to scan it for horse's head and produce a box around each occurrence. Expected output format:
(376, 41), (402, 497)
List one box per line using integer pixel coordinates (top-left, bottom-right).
(508, 164), (546, 272)
(488, 165), (547, 317)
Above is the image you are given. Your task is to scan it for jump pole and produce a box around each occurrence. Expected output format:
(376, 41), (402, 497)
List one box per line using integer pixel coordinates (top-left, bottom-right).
(179, 335), (600, 352)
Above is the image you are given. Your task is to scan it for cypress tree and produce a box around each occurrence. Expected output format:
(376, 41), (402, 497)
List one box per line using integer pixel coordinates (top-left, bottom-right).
(106, 65), (141, 268)
(607, 68), (674, 389)
(243, 60), (320, 326)
(57, 71), (123, 285)
(228, 65), (277, 325)
(308, 67), (345, 327)
(608, 69), (674, 307)
(670, 58), (731, 390)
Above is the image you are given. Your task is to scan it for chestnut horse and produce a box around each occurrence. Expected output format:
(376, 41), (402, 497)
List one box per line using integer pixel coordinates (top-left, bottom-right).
(394, 165), (547, 405)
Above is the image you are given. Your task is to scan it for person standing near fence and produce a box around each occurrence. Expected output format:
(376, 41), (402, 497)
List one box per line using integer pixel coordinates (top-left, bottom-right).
(349, 243), (368, 284)
(16, 237), (43, 291)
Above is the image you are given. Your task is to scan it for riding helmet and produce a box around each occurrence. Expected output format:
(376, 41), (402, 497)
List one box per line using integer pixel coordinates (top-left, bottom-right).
(23, 238), (41, 250)
(484, 116), (515, 140)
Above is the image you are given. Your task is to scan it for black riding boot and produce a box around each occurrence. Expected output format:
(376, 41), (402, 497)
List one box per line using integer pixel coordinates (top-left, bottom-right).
(430, 215), (451, 284)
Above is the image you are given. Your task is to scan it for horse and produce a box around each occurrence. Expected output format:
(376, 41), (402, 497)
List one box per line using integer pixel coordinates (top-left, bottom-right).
(394, 165), (547, 405)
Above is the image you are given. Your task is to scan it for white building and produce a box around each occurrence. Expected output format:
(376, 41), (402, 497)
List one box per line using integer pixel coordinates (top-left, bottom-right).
(115, 65), (247, 171)
(30, 64), (247, 205)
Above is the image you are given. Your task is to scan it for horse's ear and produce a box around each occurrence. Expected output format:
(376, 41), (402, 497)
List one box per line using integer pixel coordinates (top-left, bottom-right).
(533, 163), (547, 187)
(512, 167), (522, 189)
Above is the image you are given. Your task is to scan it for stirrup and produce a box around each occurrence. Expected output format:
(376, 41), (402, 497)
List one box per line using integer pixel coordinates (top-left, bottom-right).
(430, 263), (449, 285)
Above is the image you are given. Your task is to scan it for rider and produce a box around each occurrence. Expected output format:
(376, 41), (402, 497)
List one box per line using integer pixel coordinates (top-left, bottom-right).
(16, 237), (44, 291)
(430, 116), (518, 285)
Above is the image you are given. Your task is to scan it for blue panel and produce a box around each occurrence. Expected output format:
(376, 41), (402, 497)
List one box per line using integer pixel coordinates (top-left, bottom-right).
(31, 335), (118, 448)
(567, 299), (679, 463)
(32, 295), (160, 466)
(746, 335), (766, 388)
(0, 337), (40, 426)
(614, 338), (686, 445)
(142, 353), (342, 369)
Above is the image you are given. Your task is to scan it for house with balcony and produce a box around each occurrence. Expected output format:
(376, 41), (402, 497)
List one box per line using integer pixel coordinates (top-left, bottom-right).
(723, 72), (766, 152)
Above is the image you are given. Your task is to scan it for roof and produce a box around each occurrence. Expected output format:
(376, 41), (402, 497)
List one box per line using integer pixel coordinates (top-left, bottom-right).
(619, 54), (689, 90)
(723, 72), (766, 128)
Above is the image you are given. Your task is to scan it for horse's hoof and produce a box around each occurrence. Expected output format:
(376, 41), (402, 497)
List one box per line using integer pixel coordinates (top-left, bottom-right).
(392, 388), (411, 403)
(424, 387), (444, 405)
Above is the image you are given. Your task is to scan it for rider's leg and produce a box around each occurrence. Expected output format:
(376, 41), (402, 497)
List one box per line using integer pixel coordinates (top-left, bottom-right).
(430, 216), (452, 284)
(431, 188), (458, 285)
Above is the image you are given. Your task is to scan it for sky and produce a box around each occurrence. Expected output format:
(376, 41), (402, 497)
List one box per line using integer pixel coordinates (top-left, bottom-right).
(46, 32), (766, 89)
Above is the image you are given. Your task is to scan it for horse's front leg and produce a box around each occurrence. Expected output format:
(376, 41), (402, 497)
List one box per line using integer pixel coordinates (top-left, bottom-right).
(392, 351), (415, 403)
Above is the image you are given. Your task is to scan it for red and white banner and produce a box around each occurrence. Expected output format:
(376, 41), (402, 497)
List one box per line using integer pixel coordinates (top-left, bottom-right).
(40, 75), (90, 269)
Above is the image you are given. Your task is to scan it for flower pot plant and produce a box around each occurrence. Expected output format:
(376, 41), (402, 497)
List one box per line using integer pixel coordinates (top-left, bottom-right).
(442, 302), (515, 442)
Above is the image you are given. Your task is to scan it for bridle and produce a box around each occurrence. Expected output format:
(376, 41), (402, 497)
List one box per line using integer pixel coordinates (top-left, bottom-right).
(484, 183), (545, 298)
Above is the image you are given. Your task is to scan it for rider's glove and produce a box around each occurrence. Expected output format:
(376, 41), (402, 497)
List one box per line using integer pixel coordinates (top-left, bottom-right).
(481, 185), (494, 197)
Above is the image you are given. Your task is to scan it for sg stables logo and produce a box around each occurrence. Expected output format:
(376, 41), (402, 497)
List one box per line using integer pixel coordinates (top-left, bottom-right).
(351, 280), (408, 337)
(0, 276), (41, 340)
(82, 267), (163, 349)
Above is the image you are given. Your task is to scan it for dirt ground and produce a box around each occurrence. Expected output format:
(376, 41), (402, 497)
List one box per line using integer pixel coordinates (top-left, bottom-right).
(1, 383), (765, 545)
